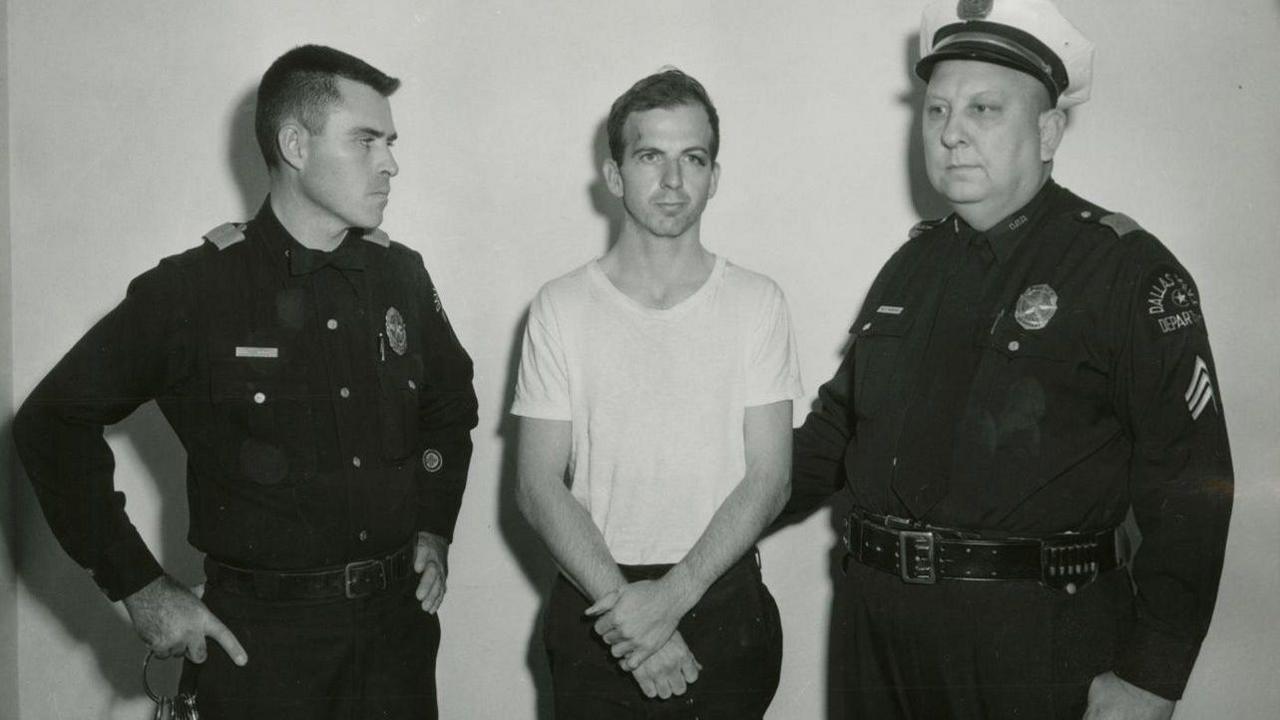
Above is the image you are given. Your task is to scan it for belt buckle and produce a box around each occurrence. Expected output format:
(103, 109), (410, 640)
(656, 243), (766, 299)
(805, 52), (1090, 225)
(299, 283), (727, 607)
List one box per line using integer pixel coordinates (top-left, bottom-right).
(344, 559), (386, 599)
(898, 530), (937, 584)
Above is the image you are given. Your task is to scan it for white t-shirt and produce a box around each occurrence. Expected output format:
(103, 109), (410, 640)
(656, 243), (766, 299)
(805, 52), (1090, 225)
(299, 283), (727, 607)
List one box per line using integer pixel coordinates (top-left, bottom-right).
(511, 255), (803, 565)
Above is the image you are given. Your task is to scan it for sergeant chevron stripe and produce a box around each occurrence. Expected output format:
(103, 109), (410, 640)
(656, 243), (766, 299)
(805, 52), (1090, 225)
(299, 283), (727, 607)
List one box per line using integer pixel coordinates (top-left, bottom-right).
(1185, 356), (1216, 420)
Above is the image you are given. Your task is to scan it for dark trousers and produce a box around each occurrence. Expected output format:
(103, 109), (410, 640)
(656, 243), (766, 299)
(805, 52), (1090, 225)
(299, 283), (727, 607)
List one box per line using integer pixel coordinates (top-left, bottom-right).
(832, 558), (1133, 720)
(181, 571), (440, 720)
(545, 551), (783, 720)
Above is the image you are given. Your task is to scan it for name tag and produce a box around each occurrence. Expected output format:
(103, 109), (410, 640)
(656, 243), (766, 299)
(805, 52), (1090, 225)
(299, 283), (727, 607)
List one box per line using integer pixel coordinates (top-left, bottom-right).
(876, 305), (904, 315)
(235, 346), (279, 359)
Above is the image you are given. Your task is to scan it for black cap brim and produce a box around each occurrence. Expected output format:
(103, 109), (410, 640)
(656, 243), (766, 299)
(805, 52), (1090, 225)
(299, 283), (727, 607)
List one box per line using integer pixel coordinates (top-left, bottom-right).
(916, 42), (1059, 104)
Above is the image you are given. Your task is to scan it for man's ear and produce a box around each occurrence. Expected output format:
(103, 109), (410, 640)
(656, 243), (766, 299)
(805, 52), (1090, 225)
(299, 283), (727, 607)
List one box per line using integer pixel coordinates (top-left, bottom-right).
(1039, 108), (1067, 162)
(603, 158), (624, 198)
(708, 161), (721, 199)
(277, 121), (308, 171)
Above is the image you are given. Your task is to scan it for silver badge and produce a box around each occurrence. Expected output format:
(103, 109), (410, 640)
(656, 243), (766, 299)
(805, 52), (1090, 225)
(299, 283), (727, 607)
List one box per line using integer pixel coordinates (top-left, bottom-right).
(385, 307), (408, 356)
(1015, 284), (1058, 330)
(958, 0), (993, 20)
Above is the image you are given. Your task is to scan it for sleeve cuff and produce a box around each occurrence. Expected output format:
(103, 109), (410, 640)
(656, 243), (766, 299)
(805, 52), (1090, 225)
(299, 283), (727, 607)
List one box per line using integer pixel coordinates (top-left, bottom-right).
(1113, 621), (1205, 700)
(415, 442), (472, 542)
(94, 532), (164, 602)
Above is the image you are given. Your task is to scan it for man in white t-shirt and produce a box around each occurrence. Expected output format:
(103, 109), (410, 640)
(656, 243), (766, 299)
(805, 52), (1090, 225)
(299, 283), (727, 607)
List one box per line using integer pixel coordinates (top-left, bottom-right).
(512, 69), (802, 718)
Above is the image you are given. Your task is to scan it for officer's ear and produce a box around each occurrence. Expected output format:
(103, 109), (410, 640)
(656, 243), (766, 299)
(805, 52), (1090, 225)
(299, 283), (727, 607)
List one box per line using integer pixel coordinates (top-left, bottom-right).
(603, 158), (624, 199)
(1038, 108), (1067, 162)
(277, 121), (308, 172)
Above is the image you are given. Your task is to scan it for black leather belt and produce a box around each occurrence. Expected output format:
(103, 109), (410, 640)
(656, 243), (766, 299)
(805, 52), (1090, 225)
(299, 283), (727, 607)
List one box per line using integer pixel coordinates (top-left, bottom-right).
(205, 540), (415, 601)
(844, 511), (1125, 590)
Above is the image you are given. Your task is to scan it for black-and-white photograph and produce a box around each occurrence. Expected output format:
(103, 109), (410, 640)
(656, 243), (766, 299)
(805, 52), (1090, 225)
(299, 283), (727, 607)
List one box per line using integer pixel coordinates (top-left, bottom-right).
(1, 1), (1276, 718)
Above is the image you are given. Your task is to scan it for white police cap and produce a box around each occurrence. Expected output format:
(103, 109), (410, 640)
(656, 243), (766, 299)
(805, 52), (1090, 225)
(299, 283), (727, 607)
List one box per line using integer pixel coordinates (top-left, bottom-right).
(916, 0), (1094, 108)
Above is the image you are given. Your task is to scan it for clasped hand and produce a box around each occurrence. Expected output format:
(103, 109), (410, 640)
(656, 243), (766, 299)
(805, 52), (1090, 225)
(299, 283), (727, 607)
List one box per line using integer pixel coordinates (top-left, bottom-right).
(586, 577), (702, 699)
(586, 578), (690, 670)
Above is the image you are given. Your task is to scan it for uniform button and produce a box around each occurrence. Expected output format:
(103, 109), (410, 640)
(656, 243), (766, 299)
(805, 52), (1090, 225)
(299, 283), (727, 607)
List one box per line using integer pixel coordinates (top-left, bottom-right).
(358, 530), (369, 542)
(326, 318), (339, 330)
(862, 322), (873, 331)
(352, 456), (362, 468)
(339, 387), (350, 398)
(252, 392), (266, 404)
(407, 379), (416, 390)
(1008, 341), (1020, 352)
(1080, 210), (1092, 219)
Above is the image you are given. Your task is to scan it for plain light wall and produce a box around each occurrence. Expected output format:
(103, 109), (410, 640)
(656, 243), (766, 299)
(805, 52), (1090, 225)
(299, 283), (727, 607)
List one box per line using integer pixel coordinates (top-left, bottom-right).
(6, 1), (1278, 718)
(1, 0), (19, 716)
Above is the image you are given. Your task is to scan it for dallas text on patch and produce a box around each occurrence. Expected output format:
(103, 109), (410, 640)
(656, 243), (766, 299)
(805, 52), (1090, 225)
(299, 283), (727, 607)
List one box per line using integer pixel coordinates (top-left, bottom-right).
(1147, 270), (1202, 334)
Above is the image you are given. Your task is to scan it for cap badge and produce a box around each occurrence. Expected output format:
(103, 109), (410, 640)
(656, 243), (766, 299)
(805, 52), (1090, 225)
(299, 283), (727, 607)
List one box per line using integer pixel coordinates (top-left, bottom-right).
(1015, 284), (1058, 330)
(385, 306), (408, 356)
(957, 0), (993, 20)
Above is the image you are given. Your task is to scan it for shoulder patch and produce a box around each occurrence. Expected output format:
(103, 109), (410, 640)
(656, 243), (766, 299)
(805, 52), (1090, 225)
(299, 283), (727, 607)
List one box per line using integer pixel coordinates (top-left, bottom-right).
(361, 227), (391, 248)
(203, 222), (245, 251)
(909, 217), (946, 240)
(1143, 264), (1203, 336)
(1099, 212), (1143, 238)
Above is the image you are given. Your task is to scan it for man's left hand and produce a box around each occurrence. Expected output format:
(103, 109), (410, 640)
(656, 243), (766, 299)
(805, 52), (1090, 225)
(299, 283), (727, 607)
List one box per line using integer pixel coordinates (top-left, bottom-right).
(1083, 672), (1175, 720)
(414, 531), (450, 614)
(586, 578), (692, 670)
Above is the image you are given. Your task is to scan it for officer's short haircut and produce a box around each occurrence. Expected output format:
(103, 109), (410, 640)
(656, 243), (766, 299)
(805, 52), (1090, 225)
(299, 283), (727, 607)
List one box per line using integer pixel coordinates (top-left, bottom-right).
(255, 45), (400, 169)
(606, 68), (720, 166)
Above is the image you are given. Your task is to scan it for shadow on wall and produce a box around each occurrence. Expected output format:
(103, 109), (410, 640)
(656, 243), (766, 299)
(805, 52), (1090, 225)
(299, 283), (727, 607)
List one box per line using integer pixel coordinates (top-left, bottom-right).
(495, 311), (557, 720)
(228, 86), (271, 219)
(493, 115), (623, 719)
(588, 116), (625, 255)
(11, 405), (200, 709)
(8, 86), (269, 708)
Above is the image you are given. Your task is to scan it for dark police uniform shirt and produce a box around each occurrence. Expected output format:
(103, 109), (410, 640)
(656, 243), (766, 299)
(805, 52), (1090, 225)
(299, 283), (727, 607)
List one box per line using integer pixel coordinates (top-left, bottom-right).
(791, 180), (1233, 697)
(14, 199), (478, 603)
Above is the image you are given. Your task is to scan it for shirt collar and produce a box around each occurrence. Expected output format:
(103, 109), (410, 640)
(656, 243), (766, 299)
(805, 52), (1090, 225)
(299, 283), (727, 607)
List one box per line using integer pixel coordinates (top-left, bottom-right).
(252, 198), (367, 276)
(954, 178), (1057, 264)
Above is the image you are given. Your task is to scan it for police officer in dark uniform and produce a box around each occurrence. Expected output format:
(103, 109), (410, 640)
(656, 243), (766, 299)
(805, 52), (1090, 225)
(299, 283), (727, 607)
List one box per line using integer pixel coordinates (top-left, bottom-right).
(12, 45), (477, 719)
(789, 2), (1233, 718)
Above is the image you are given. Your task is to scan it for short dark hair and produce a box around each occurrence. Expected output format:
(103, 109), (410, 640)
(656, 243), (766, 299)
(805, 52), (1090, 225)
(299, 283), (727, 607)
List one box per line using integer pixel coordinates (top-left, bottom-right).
(255, 45), (400, 169)
(606, 68), (720, 166)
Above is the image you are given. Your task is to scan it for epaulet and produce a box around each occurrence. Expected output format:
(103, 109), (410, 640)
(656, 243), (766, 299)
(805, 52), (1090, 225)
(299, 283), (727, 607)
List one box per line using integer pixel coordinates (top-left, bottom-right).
(202, 222), (246, 251)
(1097, 212), (1143, 238)
(361, 227), (391, 248)
(908, 217), (947, 240)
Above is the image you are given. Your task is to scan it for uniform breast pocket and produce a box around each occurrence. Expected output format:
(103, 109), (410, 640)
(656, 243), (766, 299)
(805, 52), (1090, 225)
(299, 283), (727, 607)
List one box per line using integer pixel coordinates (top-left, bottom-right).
(210, 360), (316, 485)
(852, 312), (915, 419)
(977, 324), (1094, 420)
(377, 353), (423, 462)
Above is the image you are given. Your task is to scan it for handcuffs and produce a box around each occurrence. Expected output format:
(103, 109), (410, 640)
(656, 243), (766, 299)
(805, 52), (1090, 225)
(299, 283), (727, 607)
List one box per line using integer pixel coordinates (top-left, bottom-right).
(143, 651), (199, 720)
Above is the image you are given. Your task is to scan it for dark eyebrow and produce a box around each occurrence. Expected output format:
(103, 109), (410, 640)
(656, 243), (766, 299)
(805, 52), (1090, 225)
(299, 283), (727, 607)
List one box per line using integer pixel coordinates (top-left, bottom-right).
(351, 126), (398, 142)
(629, 145), (710, 157)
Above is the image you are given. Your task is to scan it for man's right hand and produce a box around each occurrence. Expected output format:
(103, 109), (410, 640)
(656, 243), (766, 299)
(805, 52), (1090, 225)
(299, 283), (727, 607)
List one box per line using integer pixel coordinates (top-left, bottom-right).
(630, 630), (700, 700)
(122, 575), (247, 666)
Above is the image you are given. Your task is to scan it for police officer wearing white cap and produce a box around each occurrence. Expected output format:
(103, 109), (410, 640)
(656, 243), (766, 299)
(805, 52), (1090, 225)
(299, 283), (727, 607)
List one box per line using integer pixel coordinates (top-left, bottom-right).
(789, 1), (1233, 718)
